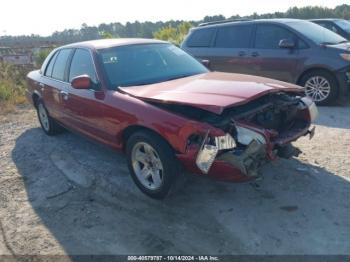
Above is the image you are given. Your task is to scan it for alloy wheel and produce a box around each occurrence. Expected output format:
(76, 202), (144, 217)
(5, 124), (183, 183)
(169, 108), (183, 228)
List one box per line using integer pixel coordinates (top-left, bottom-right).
(304, 76), (331, 102)
(38, 103), (50, 132)
(131, 142), (164, 190)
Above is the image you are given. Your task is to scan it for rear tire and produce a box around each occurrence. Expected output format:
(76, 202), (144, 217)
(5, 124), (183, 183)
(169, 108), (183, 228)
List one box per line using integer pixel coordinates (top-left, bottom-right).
(126, 130), (179, 199)
(300, 70), (339, 106)
(36, 99), (63, 136)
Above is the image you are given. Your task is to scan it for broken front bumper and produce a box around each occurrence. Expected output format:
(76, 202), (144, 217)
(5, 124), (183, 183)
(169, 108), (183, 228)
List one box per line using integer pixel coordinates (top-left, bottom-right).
(177, 98), (318, 182)
(177, 123), (316, 182)
(216, 140), (267, 177)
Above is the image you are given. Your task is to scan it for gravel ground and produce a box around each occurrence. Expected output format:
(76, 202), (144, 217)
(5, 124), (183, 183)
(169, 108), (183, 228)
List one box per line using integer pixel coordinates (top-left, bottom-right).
(0, 101), (350, 256)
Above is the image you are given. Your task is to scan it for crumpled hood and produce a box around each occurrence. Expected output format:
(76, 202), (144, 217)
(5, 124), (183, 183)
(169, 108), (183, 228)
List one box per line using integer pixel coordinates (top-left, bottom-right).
(119, 72), (303, 114)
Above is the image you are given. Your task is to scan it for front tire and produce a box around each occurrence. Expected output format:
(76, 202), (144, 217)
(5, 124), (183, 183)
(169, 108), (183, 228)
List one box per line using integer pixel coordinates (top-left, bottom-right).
(126, 130), (179, 199)
(36, 100), (63, 136)
(300, 70), (339, 106)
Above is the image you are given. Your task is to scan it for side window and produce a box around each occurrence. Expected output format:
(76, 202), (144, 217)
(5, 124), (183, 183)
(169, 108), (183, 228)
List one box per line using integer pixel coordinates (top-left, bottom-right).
(51, 49), (72, 81)
(316, 22), (326, 27)
(44, 51), (58, 77)
(69, 49), (97, 83)
(215, 24), (253, 48)
(187, 28), (215, 47)
(329, 24), (339, 34)
(319, 22), (338, 33)
(255, 24), (296, 49)
(319, 22), (329, 28)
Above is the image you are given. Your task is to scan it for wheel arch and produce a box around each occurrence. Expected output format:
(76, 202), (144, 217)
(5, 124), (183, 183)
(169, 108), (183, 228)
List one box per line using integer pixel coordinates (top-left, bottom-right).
(32, 92), (41, 108)
(296, 67), (338, 86)
(121, 125), (177, 153)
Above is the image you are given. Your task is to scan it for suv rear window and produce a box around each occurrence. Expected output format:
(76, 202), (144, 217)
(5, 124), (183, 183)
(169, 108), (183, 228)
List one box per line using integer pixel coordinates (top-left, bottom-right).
(215, 24), (253, 48)
(187, 28), (215, 47)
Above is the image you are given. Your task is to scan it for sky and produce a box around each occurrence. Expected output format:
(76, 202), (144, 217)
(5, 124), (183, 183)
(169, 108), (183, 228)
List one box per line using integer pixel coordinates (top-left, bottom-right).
(0, 0), (347, 36)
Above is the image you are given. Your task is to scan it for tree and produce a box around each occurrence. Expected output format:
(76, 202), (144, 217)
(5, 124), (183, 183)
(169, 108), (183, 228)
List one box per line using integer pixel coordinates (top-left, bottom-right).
(202, 15), (226, 23)
(1, 4), (350, 46)
(99, 31), (114, 39)
(153, 22), (192, 46)
(34, 48), (53, 67)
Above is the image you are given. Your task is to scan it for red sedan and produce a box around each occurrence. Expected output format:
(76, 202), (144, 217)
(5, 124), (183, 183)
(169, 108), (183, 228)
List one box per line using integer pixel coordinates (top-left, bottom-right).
(26, 39), (317, 198)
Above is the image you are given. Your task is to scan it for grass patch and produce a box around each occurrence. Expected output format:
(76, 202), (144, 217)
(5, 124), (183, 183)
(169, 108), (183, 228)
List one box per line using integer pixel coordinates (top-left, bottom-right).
(0, 62), (31, 114)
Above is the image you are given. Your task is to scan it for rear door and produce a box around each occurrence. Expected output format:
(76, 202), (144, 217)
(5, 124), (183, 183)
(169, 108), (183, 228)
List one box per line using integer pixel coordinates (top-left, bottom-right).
(182, 27), (216, 63)
(41, 48), (73, 124)
(209, 23), (255, 75)
(250, 24), (303, 83)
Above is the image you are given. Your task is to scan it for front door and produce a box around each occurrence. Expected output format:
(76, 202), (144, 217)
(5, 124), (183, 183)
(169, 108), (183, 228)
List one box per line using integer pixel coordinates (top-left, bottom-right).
(250, 24), (302, 83)
(62, 48), (109, 142)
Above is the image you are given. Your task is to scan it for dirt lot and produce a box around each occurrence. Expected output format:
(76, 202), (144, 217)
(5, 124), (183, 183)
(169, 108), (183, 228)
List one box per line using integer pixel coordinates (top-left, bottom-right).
(0, 100), (350, 256)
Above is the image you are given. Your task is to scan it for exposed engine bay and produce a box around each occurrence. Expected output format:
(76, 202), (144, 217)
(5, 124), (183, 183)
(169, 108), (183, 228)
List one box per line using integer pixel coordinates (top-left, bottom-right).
(150, 92), (317, 177)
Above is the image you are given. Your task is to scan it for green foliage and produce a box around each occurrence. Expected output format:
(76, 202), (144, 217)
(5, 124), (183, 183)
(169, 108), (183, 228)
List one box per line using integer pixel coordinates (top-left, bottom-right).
(0, 20), (198, 46)
(99, 31), (115, 39)
(202, 15), (226, 23)
(0, 62), (29, 108)
(34, 48), (53, 67)
(153, 26), (178, 44)
(153, 22), (192, 46)
(238, 4), (350, 20)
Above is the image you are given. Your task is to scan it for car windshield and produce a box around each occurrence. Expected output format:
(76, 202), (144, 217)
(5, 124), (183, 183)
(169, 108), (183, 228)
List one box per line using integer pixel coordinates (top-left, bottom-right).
(287, 21), (347, 45)
(334, 20), (350, 33)
(98, 43), (208, 88)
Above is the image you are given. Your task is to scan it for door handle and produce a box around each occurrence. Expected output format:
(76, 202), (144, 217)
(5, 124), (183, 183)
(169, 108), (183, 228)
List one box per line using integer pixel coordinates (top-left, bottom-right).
(238, 51), (246, 57)
(60, 91), (69, 101)
(251, 52), (259, 57)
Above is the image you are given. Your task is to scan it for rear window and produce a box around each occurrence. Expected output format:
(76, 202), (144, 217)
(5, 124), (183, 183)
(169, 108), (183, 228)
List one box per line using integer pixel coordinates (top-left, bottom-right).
(51, 49), (72, 81)
(215, 24), (253, 48)
(44, 51), (59, 77)
(187, 28), (215, 47)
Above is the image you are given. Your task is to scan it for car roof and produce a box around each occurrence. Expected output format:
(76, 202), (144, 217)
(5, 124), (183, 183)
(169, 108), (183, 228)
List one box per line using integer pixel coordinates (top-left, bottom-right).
(193, 18), (309, 30)
(310, 18), (342, 22)
(62, 38), (168, 50)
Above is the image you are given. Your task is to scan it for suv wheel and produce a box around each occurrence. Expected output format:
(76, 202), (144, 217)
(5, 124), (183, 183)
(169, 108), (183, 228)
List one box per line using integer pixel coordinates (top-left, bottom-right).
(126, 131), (179, 199)
(300, 70), (339, 105)
(36, 100), (63, 136)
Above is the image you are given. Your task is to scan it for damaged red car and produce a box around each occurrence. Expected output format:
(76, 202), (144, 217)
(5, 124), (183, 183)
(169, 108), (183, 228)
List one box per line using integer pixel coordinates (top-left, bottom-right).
(26, 39), (318, 198)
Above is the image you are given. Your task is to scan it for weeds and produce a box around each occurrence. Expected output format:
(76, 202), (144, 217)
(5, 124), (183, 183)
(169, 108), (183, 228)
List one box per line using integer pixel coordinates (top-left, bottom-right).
(0, 62), (31, 114)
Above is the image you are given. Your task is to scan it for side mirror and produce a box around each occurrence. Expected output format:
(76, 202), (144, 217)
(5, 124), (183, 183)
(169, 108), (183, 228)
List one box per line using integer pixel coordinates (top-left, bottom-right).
(71, 75), (92, 89)
(279, 39), (295, 49)
(201, 59), (211, 69)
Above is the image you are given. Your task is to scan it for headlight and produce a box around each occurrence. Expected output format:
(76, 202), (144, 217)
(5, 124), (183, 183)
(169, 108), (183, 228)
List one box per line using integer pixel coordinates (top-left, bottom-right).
(340, 53), (350, 61)
(196, 132), (236, 174)
(236, 126), (266, 145)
